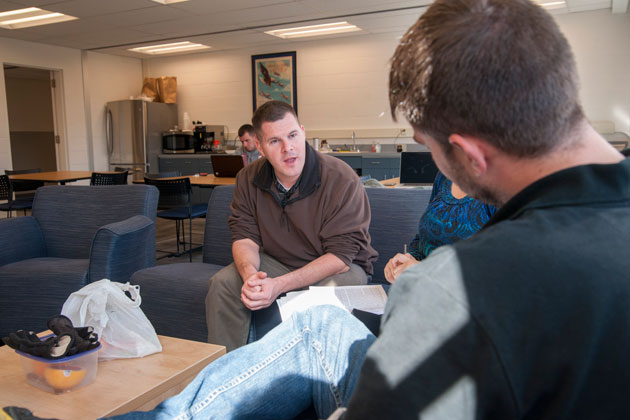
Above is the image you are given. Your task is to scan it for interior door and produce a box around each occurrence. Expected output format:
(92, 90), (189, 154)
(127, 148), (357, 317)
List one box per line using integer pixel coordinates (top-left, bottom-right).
(4, 65), (59, 171)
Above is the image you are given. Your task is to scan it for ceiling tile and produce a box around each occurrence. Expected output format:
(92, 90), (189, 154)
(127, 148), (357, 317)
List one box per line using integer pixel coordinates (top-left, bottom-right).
(9, 19), (116, 37)
(305, 0), (431, 15)
(45, 0), (158, 18)
(0, 27), (49, 42)
(165, 0), (294, 15)
(5, 0), (66, 6)
(87, 5), (192, 27)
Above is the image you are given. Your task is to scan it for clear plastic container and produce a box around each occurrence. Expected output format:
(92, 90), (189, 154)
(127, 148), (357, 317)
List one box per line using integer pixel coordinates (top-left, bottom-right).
(16, 336), (101, 394)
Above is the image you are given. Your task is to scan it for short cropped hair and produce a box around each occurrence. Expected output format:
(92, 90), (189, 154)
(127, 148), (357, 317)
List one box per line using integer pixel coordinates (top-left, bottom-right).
(238, 124), (254, 137)
(252, 101), (299, 139)
(389, 0), (584, 157)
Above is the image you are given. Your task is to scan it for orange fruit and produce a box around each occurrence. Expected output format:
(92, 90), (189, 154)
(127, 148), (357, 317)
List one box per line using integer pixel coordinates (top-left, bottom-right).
(32, 360), (47, 377)
(43, 366), (86, 391)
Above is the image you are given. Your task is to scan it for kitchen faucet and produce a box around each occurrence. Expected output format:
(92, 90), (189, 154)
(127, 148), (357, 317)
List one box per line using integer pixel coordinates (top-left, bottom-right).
(352, 131), (357, 151)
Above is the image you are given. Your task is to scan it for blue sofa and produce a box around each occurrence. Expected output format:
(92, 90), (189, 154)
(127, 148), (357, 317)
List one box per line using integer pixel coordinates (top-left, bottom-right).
(132, 184), (432, 343)
(0, 184), (159, 338)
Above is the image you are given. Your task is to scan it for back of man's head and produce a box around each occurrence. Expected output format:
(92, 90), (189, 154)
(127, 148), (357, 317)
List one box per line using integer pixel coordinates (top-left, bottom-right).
(252, 101), (299, 139)
(390, 0), (584, 157)
(238, 124), (255, 138)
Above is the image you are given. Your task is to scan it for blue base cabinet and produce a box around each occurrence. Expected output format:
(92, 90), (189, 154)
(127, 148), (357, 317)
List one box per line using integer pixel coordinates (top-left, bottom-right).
(332, 154), (401, 181)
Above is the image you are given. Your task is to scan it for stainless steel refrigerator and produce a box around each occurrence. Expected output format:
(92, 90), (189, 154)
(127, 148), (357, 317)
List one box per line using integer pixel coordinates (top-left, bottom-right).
(106, 100), (178, 181)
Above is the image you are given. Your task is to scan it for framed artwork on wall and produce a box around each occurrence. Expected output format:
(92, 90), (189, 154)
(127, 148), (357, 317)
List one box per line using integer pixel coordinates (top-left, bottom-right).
(251, 51), (297, 114)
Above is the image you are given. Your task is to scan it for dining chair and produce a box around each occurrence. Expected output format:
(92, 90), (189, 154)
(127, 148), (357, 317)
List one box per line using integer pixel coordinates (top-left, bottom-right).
(90, 171), (129, 186)
(4, 169), (45, 212)
(0, 175), (33, 218)
(143, 176), (207, 262)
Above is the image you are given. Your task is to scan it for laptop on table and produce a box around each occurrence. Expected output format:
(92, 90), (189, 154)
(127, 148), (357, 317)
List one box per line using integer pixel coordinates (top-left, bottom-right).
(210, 155), (245, 177)
(396, 152), (439, 188)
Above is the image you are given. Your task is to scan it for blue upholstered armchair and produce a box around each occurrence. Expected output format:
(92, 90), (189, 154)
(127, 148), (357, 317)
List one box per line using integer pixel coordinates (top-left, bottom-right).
(0, 184), (159, 337)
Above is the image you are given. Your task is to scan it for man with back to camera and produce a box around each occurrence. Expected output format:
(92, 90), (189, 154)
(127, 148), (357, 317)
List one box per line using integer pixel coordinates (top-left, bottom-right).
(234, 123), (261, 164)
(205, 100), (378, 352)
(112, 0), (630, 419)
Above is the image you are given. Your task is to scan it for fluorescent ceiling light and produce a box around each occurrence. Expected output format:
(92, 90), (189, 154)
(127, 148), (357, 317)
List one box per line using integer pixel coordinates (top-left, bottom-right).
(534, 0), (567, 9)
(265, 22), (361, 39)
(129, 41), (210, 55)
(0, 7), (77, 29)
(151, 0), (190, 4)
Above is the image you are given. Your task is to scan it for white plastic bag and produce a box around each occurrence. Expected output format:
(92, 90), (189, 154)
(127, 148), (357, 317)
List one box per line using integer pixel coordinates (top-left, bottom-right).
(61, 279), (162, 360)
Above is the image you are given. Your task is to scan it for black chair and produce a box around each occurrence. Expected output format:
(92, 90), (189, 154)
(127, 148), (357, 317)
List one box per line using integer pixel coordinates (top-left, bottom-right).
(4, 169), (45, 213)
(144, 176), (206, 262)
(90, 171), (129, 185)
(0, 175), (33, 217)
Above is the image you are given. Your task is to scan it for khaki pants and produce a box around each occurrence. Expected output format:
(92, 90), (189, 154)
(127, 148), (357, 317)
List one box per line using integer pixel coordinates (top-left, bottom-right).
(205, 252), (368, 352)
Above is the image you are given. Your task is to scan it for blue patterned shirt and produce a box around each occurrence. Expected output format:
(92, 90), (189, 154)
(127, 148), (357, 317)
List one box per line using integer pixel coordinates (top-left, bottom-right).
(409, 172), (497, 260)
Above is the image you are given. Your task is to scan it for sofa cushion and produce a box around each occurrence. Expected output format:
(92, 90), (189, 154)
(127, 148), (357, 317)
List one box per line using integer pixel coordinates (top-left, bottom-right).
(0, 257), (89, 336)
(202, 185), (235, 266)
(366, 187), (432, 283)
(131, 262), (225, 342)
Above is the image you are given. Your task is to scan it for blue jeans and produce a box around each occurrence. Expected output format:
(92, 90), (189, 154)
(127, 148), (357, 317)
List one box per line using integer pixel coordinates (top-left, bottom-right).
(111, 306), (376, 420)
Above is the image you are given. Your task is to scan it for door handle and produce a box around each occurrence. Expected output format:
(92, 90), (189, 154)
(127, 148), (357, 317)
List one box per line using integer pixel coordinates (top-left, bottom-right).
(106, 109), (113, 155)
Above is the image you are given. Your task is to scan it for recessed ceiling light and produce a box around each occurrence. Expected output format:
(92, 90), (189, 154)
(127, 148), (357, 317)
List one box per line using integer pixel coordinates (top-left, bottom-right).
(265, 22), (361, 39)
(0, 7), (77, 29)
(129, 41), (211, 55)
(534, 0), (567, 9)
(150, 0), (190, 4)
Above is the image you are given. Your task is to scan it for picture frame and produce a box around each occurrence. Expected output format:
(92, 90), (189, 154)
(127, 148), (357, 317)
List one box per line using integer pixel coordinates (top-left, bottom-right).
(251, 51), (297, 114)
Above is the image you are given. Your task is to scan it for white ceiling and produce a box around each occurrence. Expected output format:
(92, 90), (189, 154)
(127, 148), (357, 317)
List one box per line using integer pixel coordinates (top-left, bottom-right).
(0, 0), (625, 58)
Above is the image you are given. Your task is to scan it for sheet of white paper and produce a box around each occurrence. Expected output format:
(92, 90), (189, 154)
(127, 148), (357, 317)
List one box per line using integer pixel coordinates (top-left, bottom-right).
(277, 285), (387, 321)
(310, 285), (387, 314)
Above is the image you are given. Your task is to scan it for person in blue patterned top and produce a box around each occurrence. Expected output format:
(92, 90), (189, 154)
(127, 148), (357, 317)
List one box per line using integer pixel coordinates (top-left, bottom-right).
(384, 171), (497, 282)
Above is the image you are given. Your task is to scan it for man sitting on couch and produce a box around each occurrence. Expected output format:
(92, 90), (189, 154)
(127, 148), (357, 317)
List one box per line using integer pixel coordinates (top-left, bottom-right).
(206, 100), (378, 351)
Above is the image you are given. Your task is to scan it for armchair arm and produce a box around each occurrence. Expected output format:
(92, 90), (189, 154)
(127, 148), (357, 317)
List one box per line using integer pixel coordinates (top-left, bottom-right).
(0, 217), (46, 267)
(87, 215), (155, 283)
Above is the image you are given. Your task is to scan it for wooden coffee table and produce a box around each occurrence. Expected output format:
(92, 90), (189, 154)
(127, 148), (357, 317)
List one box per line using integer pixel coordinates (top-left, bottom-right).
(0, 335), (225, 419)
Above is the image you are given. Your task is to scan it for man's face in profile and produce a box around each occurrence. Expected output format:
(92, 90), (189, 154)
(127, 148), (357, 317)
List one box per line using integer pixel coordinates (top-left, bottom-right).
(413, 128), (501, 207)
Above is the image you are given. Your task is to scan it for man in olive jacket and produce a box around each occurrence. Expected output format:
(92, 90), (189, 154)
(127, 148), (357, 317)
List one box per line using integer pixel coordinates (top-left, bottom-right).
(206, 100), (378, 351)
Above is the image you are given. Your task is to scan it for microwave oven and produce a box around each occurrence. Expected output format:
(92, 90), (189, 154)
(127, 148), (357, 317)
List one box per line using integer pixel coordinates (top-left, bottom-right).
(162, 132), (195, 153)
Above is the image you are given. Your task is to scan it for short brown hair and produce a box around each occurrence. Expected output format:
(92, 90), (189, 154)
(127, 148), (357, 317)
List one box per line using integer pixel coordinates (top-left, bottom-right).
(238, 124), (254, 137)
(252, 101), (299, 139)
(389, 0), (584, 157)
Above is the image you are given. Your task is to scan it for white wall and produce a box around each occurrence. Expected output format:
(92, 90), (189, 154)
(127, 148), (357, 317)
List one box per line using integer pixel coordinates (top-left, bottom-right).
(145, 9), (630, 143)
(86, 51), (143, 171)
(144, 32), (404, 141)
(0, 38), (87, 171)
(555, 9), (630, 135)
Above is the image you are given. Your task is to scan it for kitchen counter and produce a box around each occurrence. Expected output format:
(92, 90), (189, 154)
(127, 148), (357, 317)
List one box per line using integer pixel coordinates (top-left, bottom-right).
(158, 153), (229, 157)
(158, 152), (403, 181)
(159, 152), (403, 158)
(328, 152), (401, 158)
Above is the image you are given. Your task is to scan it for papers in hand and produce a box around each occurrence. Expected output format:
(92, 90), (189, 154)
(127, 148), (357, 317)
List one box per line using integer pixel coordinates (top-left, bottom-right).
(277, 285), (388, 321)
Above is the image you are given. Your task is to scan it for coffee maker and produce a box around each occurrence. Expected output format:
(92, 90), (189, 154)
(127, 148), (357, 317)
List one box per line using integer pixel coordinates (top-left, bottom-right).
(193, 124), (225, 153)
